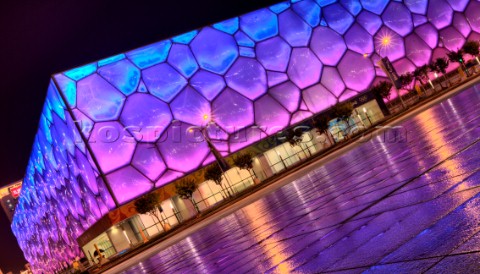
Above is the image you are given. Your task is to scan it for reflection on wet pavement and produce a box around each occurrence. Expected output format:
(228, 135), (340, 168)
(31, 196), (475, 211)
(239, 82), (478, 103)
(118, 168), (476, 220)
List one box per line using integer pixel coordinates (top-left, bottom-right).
(121, 85), (480, 273)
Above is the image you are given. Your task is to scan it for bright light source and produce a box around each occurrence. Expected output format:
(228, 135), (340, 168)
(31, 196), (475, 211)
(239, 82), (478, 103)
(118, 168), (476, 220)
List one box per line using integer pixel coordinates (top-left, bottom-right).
(382, 36), (391, 46)
(363, 53), (369, 58)
(363, 107), (367, 113)
(203, 114), (209, 121)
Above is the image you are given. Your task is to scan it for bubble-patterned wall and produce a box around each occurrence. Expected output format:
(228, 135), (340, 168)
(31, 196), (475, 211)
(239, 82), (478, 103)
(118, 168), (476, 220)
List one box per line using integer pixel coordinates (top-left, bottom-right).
(12, 0), (480, 272)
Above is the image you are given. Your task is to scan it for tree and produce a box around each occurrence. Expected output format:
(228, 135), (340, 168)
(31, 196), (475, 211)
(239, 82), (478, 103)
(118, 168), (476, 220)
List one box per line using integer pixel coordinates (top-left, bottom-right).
(399, 73), (413, 92)
(312, 115), (335, 145)
(284, 127), (304, 147)
(371, 81), (393, 100)
(233, 152), (259, 182)
(134, 192), (166, 231)
(204, 164), (231, 197)
(331, 102), (354, 139)
(413, 66), (429, 93)
(175, 179), (200, 214)
(447, 49), (469, 76)
(462, 40), (479, 58)
(431, 57), (450, 87)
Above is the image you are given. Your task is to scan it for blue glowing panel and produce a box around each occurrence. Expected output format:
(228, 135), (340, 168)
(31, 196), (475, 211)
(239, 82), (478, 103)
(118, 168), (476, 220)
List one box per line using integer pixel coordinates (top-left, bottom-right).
(191, 27), (238, 74)
(172, 30), (198, 44)
(404, 0), (428, 14)
(142, 63), (187, 102)
(323, 4), (354, 35)
(126, 40), (172, 69)
(256, 36), (291, 72)
(98, 54), (126, 67)
(279, 9), (312, 47)
(98, 59), (140, 96)
(240, 8), (279, 41)
(235, 31), (255, 47)
(213, 17), (239, 34)
(54, 74), (76, 107)
(269, 2), (290, 13)
(167, 44), (199, 78)
(340, 0), (362, 16)
(64, 63), (97, 81)
(356, 11), (382, 35)
(292, 0), (321, 27)
(361, 0), (389, 15)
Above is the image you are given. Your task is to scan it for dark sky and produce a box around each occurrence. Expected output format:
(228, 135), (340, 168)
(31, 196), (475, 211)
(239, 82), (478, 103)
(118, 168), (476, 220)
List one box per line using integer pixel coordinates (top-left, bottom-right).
(0, 0), (278, 271)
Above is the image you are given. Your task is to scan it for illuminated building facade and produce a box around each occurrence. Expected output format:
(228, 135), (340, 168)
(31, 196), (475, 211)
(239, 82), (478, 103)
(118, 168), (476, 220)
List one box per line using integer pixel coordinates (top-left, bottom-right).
(11, 0), (480, 272)
(0, 180), (22, 222)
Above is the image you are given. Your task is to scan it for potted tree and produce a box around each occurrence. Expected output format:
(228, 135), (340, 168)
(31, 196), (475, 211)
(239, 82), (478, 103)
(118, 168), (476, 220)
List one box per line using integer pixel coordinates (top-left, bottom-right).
(233, 152), (260, 184)
(175, 179), (200, 215)
(331, 102), (354, 139)
(447, 49), (469, 76)
(432, 57), (450, 87)
(370, 80), (392, 116)
(204, 164), (231, 197)
(134, 192), (170, 232)
(312, 115), (335, 145)
(462, 40), (479, 64)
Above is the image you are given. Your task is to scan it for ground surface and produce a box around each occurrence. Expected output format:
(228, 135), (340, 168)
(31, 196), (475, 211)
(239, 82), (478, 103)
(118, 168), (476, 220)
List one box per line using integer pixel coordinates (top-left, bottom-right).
(118, 84), (480, 273)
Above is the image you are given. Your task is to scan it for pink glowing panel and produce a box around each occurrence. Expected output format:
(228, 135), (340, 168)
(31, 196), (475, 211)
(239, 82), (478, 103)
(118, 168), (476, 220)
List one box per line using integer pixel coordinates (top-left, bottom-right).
(321, 67), (345, 97)
(465, 2), (480, 33)
(77, 74), (126, 122)
(311, 27), (346, 66)
(97, 177), (116, 209)
(167, 44), (199, 78)
(98, 59), (140, 96)
(303, 84), (337, 113)
(344, 24), (374, 54)
(89, 121), (136, 174)
(254, 95), (290, 130)
(132, 143), (166, 181)
(256, 37), (291, 72)
(269, 81), (300, 113)
(356, 11), (382, 35)
(157, 123), (210, 173)
(287, 48), (322, 89)
(439, 27), (465, 51)
(452, 13), (471, 37)
(291, 111), (313, 125)
(405, 34), (432, 66)
(205, 123), (230, 142)
(190, 70), (226, 101)
(338, 89), (358, 102)
(374, 27), (405, 61)
(120, 93), (172, 142)
(212, 88), (254, 133)
(170, 86), (211, 125)
(414, 23), (438, 48)
(225, 58), (267, 100)
(267, 71), (288, 87)
(446, 0), (468, 12)
(393, 58), (416, 76)
(155, 170), (184, 188)
(279, 10), (312, 47)
(142, 63), (187, 102)
(229, 126), (267, 152)
(427, 0), (453, 29)
(382, 2), (413, 36)
(338, 51), (375, 91)
(75, 149), (98, 195)
(404, 0), (427, 14)
(106, 166), (152, 204)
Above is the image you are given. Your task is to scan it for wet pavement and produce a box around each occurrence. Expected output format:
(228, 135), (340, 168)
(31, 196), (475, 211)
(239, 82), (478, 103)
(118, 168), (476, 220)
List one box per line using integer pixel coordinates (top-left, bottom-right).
(120, 84), (480, 273)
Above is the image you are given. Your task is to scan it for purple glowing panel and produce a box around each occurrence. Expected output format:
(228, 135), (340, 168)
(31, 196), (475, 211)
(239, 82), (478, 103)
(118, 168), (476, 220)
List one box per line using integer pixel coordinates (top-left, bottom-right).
(427, 0), (453, 29)
(212, 88), (254, 133)
(412, 14), (428, 26)
(405, 34), (432, 66)
(465, 1), (480, 33)
(323, 4), (354, 35)
(311, 27), (347, 66)
(254, 95), (290, 131)
(120, 93), (172, 142)
(156, 170), (184, 188)
(89, 121), (136, 174)
(303, 84), (337, 113)
(439, 27), (466, 51)
(292, 0), (321, 27)
(225, 58), (267, 100)
(256, 37), (291, 72)
(191, 27), (238, 74)
(382, 2), (413, 36)
(157, 123), (210, 173)
(393, 58), (416, 75)
(279, 10), (312, 47)
(453, 13), (471, 37)
(345, 24), (374, 54)
(269, 81), (300, 113)
(72, 109), (94, 139)
(235, 31), (255, 47)
(414, 23), (438, 48)
(142, 63), (187, 102)
(446, 0), (469, 12)
(404, 0), (428, 14)
(291, 110), (313, 124)
(106, 166), (152, 204)
(132, 143), (166, 181)
(288, 48), (323, 89)
(340, 0), (362, 16)
(267, 71), (289, 87)
(229, 126), (267, 152)
(126, 40), (172, 69)
(356, 11), (382, 35)
(167, 44), (199, 78)
(190, 70), (226, 101)
(77, 74), (125, 122)
(338, 51), (375, 91)
(321, 67), (346, 97)
(361, 0), (389, 15)
(240, 8), (278, 42)
(75, 149), (98, 195)
(374, 27), (405, 61)
(170, 86), (211, 126)
(98, 59), (140, 96)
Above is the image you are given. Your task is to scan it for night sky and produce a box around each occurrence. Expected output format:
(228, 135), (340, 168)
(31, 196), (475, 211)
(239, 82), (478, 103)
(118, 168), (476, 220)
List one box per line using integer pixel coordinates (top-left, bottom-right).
(0, 0), (278, 271)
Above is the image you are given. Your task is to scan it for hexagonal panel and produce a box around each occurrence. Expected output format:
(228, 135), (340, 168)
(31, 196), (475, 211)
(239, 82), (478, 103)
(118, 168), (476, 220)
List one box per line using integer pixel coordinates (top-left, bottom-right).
(167, 44), (199, 78)
(254, 95), (290, 131)
(356, 11), (382, 35)
(120, 93), (172, 142)
(404, 0), (427, 14)
(440, 27), (466, 52)
(142, 63), (187, 102)
(240, 8), (278, 41)
(453, 13), (471, 38)
(190, 70), (226, 101)
(446, 0), (469, 12)
(465, 1), (480, 33)
(172, 30), (198, 44)
(344, 24), (374, 54)
(323, 4), (354, 35)
(89, 121), (136, 174)
(170, 86), (211, 126)
(292, 0), (320, 27)
(213, 17), (239, 34)
(106, 166), (152, 205)
(77, 74), (125, 122)
(98, 59), (140, 96)
(302, 84), (337, 113)
(427, 0), (453, 29)
(256, 37), (291, 72)
(225, 57), (267, 100)
(234, 31), (255, 47)
(267, 71), (288, 87)
(415, 23), (438, 48)
(126, 40), (172, 69)
(311, 27), (347, 66)
(132, 143), (166, 181)
(156, 122), (210, 173)
(269, 81), (300, 113)
(360, 0), (389, 15)
(340, 0), (362, 16)
(413, 14), (428, 26)
(279, 10), (312, 47)
(75, 149), (98, 195)
(405, 33), (432, 66)
(191, 27), (238, 74)
(338, 51), (375, 91)
(54, 74), (77, 107)
(393, 58), (416, 75)
(382, 2), (413, 36)
(212, 88), (254, 133)
(288, 48), (322, 89)
(321, 67), (345, 97)
(374, 27), (405, 62)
